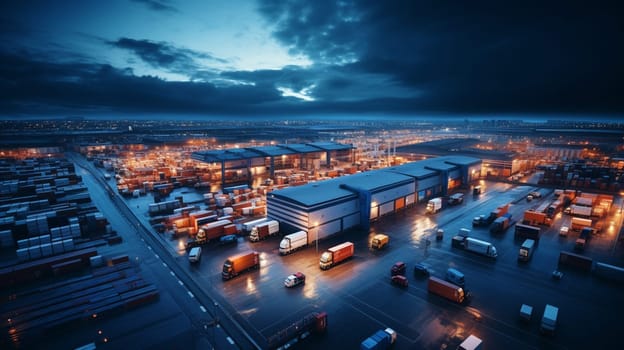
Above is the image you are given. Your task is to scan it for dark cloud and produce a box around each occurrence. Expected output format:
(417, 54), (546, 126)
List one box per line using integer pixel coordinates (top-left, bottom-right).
(0, 50), (284, 116)
(108, 38), (227, 78)
(130, 0), (178, 13)
(258, 0), (624, 114)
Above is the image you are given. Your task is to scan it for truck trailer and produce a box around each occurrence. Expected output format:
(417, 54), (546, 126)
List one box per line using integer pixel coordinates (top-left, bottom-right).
(279, 231), (308, 255)
(242, 217), (270, 232)
(490, 213), (513, 233)
(360, 328), (397, 350)
(514, 223), (541, 241)
(426, 197), (443, 214)
(473, 203), (509, 227)
(452, 235), (498, 258)
(427, 276), (466, 304)
(518, 239), (536, 262)
(523, 210), (552, 227)
(320, 242), (354, 270)
(567, 204), (592, 217)
(571, 217), (592, 232)
(540, 304), (559, 335)
(249, 220), (279, 242)
(222, 251), (260, 280)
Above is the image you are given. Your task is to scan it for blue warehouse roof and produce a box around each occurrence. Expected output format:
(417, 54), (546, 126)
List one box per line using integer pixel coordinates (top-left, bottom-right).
(191, 141), (352, 163)
(269, 180), (356, 207)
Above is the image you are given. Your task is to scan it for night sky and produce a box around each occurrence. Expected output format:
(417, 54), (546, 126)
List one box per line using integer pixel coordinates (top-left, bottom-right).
(1, 0), (622, 119)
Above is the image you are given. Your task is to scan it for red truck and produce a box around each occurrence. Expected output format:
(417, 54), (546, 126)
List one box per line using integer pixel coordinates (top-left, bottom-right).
(222, 251), (260, 280)
(427, 276), (466, 304)
(319, 242), (354, 270)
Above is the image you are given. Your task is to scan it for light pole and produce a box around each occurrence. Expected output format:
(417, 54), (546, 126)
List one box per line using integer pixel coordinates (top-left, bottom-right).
(314, 222), (319, 254)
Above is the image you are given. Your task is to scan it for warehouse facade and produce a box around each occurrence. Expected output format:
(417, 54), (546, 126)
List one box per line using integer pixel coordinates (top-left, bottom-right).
(267, 156), (482, 241)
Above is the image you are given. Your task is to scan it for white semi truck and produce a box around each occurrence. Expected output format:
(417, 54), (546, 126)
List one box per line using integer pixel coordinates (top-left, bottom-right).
(279, 231), (308, 255)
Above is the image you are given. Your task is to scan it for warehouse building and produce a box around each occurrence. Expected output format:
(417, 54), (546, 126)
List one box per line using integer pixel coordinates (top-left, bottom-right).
(267, 156), (481, 241)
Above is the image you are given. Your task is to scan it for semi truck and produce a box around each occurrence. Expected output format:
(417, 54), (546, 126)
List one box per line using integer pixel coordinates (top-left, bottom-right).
(571, 217), (592, 232)
(514, 223), (541, 241)
(360, 328), (397, 350)
(522, 210), (552, 227)
(370, 234), (389, 250)
(222, 251), (260, 280)
(452, 235), (498, 258)
(540, 304), (559, 335)
(249, 220), (279, 242)
(490, 213), (513, 233)
(426, 197), (443, 214)
(518, 239), (536, 262)
(473, 203), (509, 227)
(279, 230), (308, 255)
(266, 311), (327, 350)
(574, 227), (592, 252)
(427, 276), (466, 304)
(320, 242), (354, 270)
(186, 219), (232, 248)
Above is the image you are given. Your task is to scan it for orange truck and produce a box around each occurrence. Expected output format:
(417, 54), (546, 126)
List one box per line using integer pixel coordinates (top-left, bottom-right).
(427, 276), (466, 304)
(222, 251), (260, 280)
(319, 242), (354, 270)
(523, 210), (552, 227)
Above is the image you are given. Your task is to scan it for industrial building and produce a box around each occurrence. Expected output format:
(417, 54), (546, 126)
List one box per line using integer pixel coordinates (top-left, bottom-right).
(267, 156), (481, 241)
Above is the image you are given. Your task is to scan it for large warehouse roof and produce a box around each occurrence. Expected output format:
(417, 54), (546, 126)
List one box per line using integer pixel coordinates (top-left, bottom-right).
(191, 142), (352, 163)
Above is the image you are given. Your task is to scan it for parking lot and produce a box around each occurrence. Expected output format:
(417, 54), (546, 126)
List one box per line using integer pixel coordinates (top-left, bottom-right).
(127, 180), (623, 349)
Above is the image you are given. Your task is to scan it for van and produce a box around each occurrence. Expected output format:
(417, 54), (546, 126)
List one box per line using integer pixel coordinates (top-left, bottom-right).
(446, 268), (465, 287)
(540, 304), (558, 335)
(188, 247), (202, 263)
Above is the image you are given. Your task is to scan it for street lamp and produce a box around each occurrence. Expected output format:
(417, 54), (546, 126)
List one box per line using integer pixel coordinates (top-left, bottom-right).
(314, 221), (319, 254)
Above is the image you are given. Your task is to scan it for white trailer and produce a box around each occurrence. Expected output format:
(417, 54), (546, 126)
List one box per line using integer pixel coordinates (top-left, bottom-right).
(569, 205), (592, 217)
(242, 217), (269, 232)
(464, 237), (498, 258)
(426, 198), (442, 214)
(279, 231), (308, 255)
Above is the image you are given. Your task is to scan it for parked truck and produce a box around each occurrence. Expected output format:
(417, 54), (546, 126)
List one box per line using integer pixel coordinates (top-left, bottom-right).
(222, 251), (260, 280)
(266, 311), (327, 350)
(540, 304), (559, 335)
(567, 204), (592, 217)
(574, 227), (592, 252)
(242, 217), (270, 232)
(514, 223), (541, 241)
(448, 193), (464, 205)
(518, 239), (536, 262)
(426, 197), (443, 214)
(452, 235), (498, 258)
(490, 213), (513, 233)
(320, 242), (354, 270)
(360, 328), (397, 350)
(427, 276), (466, 304)
(249, 220), (279, 242)
(571, 217), (592, 232)
(279, 230), (308, 255)
(186, 219), (232, 248)
(370, 234), (389, 250)
(473, 203), (509, 227)
(523, 210), (552, 227)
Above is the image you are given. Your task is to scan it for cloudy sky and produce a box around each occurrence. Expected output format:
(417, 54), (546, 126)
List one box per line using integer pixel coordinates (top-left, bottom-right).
(1, 0), (622, 119)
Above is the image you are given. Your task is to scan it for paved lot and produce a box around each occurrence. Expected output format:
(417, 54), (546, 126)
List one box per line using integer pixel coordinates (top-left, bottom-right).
(125, 180), (623, 349)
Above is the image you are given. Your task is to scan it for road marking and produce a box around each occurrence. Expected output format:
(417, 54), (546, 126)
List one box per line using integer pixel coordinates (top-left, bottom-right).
(178, 280), (184, 286)
(200, 306), (207, 313)
(187, 291), (194, 298)
(226, 337), (234, 345)
(147, 246), (152, 250)
(154, 253), (159, 259)
(170, 271), (175, 276)
(162, 262), (168, 267)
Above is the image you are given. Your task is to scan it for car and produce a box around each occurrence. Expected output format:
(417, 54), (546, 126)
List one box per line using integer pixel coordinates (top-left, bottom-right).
(219, 234), (238, 245)
(284, 272), (306, 288)
(559, 226), (569, 237)
(529, 191), (542, 198)
(391, 261), (406, 276)
(413, 263), (431, 277)
(391, 275), (408, 288)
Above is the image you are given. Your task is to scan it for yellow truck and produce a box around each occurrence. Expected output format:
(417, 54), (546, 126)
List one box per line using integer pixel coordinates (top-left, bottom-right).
(370, 234), (389, 250)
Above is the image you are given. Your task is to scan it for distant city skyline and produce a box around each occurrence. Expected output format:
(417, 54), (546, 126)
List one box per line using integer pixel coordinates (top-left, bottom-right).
(1, 1), (622, 119)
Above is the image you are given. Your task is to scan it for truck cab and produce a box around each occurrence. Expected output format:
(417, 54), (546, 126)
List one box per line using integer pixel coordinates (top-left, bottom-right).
(188, 247), (202, 263)
(370, 234), (389, 250)
(391, 261), (406, 276)
(446, 268), (465, 287)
